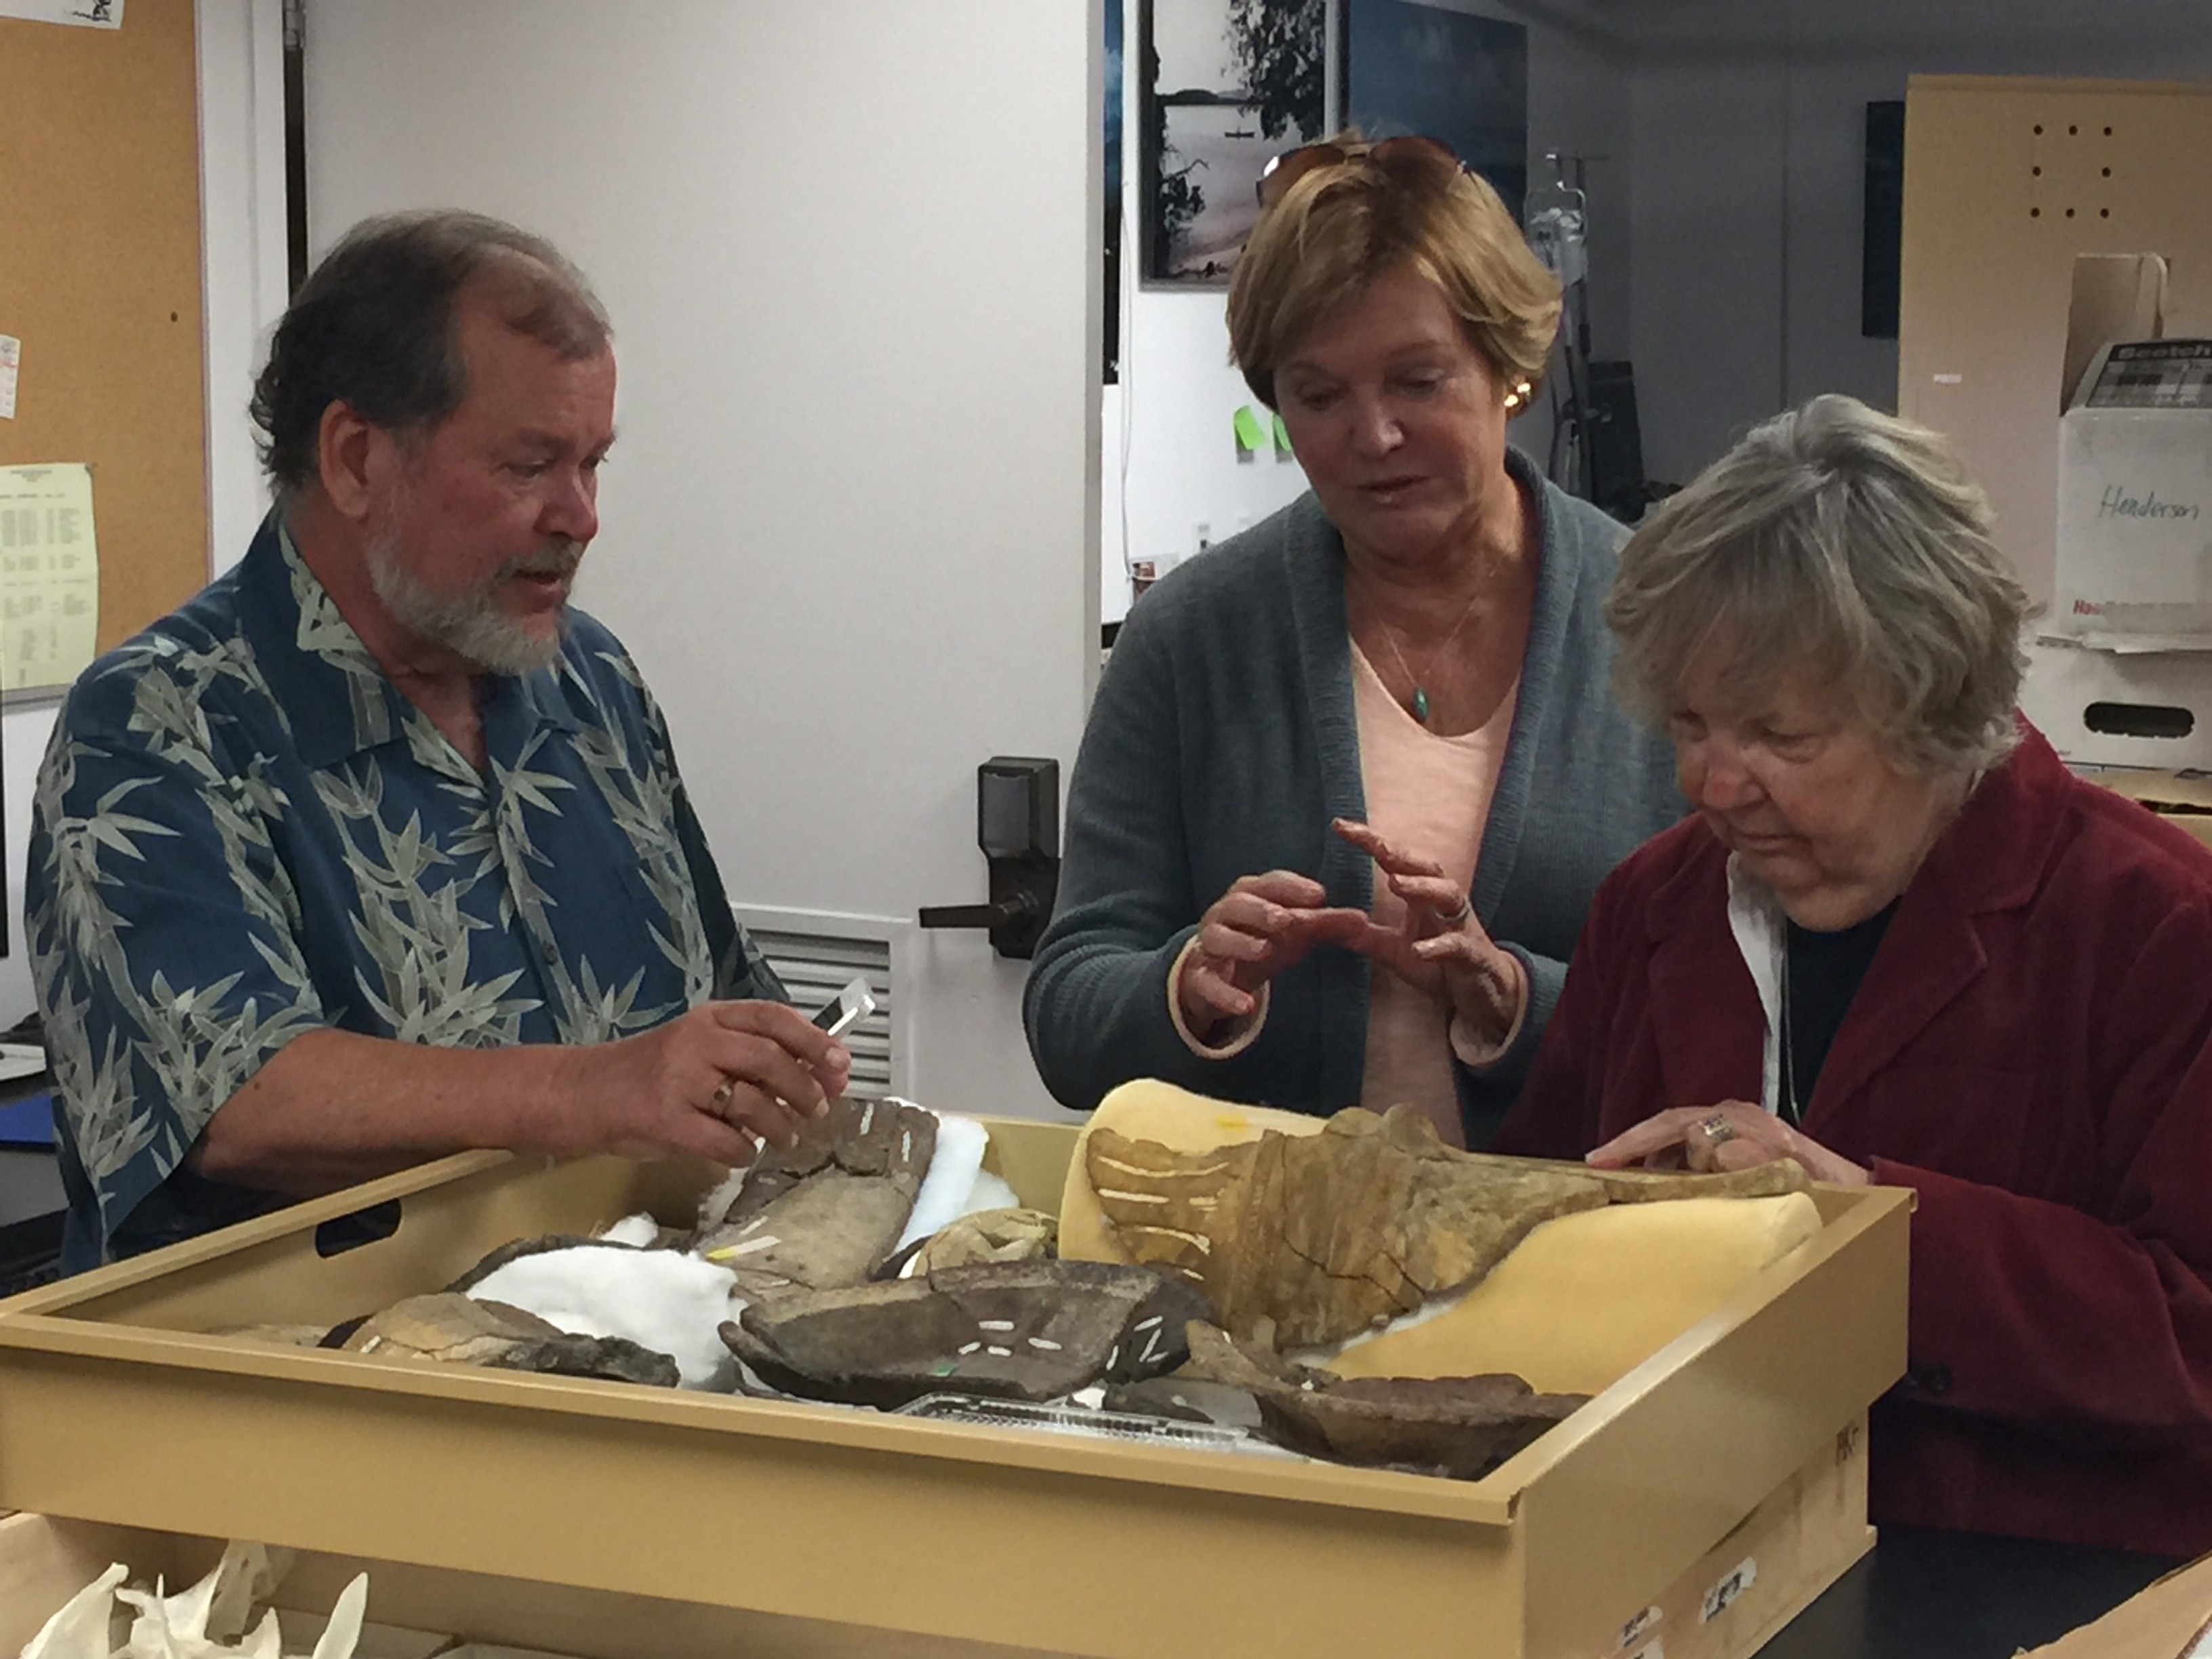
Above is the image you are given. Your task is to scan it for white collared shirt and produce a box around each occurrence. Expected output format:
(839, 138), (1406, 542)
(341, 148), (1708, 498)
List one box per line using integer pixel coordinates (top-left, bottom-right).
(1723, 854), (1789, 1116)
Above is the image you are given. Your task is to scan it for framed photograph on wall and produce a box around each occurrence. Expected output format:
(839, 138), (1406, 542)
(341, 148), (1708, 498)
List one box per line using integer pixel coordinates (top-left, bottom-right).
(1345, 0), (1528, 224)
(1139, 0), (1330, 288)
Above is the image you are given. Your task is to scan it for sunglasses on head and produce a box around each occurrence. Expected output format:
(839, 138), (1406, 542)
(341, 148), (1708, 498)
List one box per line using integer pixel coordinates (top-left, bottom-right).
(1254, 134), (1462, 209)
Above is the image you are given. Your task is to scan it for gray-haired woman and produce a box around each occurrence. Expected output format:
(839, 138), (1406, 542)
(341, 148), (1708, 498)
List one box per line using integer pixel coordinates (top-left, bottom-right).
(1495, 394), (2212, 1557)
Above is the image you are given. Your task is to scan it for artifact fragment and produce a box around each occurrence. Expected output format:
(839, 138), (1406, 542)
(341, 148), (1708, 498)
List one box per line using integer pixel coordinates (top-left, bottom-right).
(1057, 1080), (1324, 1265)
(1083, 1103), (1807, 1349)
(445, 1233), (603, 1291)
(449, 1233), (740, 1389)
(913, 1206), (1059, 1273)
(720, 1258), (1209, 1409)
(1176, 1322), (1586, 1479)
(336, 1292), (680, 1387)
(208, 1322), (332, 1350)
(695, 1096), (937, 1296)
(1101, 1374), (1267, 1431)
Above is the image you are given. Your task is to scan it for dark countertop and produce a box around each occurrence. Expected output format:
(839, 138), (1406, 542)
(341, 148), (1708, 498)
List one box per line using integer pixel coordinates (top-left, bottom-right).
(1766, 1525), (2184, 1658)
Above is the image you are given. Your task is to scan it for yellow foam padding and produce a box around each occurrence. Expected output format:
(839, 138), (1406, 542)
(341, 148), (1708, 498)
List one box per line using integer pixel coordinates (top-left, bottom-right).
(1058, 1079), (1324, 1265)
(1322, 1192), (1823, 1396)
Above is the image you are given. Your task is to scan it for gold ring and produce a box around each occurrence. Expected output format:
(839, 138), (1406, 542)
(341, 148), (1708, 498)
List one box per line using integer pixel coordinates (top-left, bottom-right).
(1698, 1112), (1736, 1147)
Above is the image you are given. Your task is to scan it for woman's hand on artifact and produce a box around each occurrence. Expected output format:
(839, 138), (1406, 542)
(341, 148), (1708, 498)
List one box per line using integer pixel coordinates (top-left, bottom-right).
(573, 1000), (853, 1166)
(1584, 1102), (1870, 1186)
(1177, 869), (1371, 1039)
(1330, 819), (1527, 1049)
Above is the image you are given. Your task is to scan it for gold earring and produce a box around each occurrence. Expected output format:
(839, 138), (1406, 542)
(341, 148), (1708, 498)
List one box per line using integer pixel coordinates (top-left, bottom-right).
(1502, 380), (1534, 411)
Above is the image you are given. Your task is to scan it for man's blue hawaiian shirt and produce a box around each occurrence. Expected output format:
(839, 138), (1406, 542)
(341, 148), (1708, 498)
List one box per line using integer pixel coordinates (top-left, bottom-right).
(26, 515), (782, 1271)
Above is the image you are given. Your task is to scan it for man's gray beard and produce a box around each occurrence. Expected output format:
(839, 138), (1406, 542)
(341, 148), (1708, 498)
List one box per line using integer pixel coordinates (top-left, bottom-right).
(365, 529), (581, 676)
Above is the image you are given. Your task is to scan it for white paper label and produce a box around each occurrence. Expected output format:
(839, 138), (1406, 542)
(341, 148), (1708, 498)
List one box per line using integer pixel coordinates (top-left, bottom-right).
(1617, 1605), (1663, 1649)
(0, 0), (123, 26)
(0, 336), (16, 419)
(1700, 1557), (1758, 1624)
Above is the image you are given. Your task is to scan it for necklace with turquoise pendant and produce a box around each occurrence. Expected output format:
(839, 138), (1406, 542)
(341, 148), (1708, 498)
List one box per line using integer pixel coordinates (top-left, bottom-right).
(1374, 590), (1485, 726)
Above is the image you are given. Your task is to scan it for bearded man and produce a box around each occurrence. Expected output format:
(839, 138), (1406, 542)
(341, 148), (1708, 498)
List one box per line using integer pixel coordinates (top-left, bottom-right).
(27, 211), (846, 1271)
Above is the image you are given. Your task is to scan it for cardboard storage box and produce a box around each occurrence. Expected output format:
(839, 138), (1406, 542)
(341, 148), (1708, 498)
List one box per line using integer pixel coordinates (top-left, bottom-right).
(2055, 335), (2212, 653)
(2024, 1547), (2212, 1658)
(0, 1123), (1909, 1659)
(2077, 764), (2212, 851)
(2021, 258), (2212, 769)
(2022, 636), (2212, 773)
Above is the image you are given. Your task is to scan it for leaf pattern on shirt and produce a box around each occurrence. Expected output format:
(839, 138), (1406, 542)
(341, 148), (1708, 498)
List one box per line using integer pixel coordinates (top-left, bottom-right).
(572, 651), (716, 1002)
(27, 519), (754, 1261)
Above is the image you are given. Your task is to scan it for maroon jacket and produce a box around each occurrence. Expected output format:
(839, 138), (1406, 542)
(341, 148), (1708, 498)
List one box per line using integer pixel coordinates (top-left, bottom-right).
(1496, 727), (2212, 1555)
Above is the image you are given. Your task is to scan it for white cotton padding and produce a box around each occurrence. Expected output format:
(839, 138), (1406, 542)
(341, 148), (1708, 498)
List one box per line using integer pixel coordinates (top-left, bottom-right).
(897, 1111), (991, 1251)
(466, 1245), (739, 1390)
(956, 1170), (1023, 1218)
(595, 1212), (661, 1248)
(19, 1562), (127, 1659)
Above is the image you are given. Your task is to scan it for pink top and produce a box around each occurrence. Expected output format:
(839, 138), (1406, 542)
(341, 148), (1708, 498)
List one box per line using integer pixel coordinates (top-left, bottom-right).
(1351, 641), (1516, 1149)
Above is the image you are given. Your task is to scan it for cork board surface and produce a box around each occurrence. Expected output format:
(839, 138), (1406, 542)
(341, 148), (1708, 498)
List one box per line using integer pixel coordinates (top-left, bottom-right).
(0, 1), (210, 659)
(1897, 75), (2212, 609)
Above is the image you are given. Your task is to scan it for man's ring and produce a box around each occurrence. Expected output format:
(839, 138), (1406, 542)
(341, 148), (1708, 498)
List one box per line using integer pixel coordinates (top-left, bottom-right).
(1440, 894), (1473, 927)
(712, 1080), (735, 1110)
(1698, 1112), (1736, 1147)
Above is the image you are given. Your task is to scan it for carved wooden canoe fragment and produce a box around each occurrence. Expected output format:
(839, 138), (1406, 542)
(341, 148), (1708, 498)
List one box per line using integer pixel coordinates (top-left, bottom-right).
(1177, 1321), (1586, 1479)
(1084, 1103), (1806, 1349)
(335, 1292), (680, 1387)
(695, 1096), (938, 1296)
(720, 1258), (1210, 1409)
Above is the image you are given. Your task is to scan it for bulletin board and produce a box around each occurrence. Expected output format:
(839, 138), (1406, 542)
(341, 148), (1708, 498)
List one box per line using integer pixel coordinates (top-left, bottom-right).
(0, 2), (211, 674)
(1897, 75), (2212, 609)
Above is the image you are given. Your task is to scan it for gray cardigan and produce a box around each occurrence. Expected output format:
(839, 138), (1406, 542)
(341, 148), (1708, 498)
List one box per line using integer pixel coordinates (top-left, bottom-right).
(1024, 449), (1684, 1143)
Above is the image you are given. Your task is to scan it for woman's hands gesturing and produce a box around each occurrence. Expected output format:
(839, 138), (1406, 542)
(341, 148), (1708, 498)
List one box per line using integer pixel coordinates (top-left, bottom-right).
(1176, 870), (1370, 1044)
(1331, 818), (1526, 1050)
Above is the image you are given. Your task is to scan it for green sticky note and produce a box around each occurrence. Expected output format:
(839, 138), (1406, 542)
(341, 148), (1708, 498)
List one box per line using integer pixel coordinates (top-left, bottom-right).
(1233, 405), (1267, 453)
(1273, 413), (1293, 454)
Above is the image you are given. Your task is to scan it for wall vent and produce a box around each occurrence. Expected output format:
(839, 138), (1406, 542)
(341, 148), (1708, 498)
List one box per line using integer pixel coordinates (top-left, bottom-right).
(732, 907), (908, 1099)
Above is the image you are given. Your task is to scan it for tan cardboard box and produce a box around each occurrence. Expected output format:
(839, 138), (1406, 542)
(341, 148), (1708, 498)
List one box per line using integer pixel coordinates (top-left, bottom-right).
(2080, 765), (2212, 849)
(2025, 1552), (2212, 1658)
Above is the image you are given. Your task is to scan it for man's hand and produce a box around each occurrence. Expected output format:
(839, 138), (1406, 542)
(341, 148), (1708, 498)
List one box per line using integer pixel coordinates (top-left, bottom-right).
(569, 1000), (853, 1165)
(193, 1004), (855, 1195)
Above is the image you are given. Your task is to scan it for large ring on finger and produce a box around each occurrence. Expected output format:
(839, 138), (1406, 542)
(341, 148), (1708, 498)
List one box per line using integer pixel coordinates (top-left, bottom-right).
(712, 1079), (736, 1109)
(1698, 1111), (1737, 1147)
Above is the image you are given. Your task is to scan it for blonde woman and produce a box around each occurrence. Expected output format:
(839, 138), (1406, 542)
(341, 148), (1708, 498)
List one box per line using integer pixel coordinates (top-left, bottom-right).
(1026, 136), (1681, 1146)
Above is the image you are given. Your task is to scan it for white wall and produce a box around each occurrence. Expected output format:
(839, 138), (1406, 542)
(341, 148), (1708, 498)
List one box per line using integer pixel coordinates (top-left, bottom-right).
(1624, 0), (2212, 489)
(303, 1), (1100, 1120)
(1106, 0), (1632, 623)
